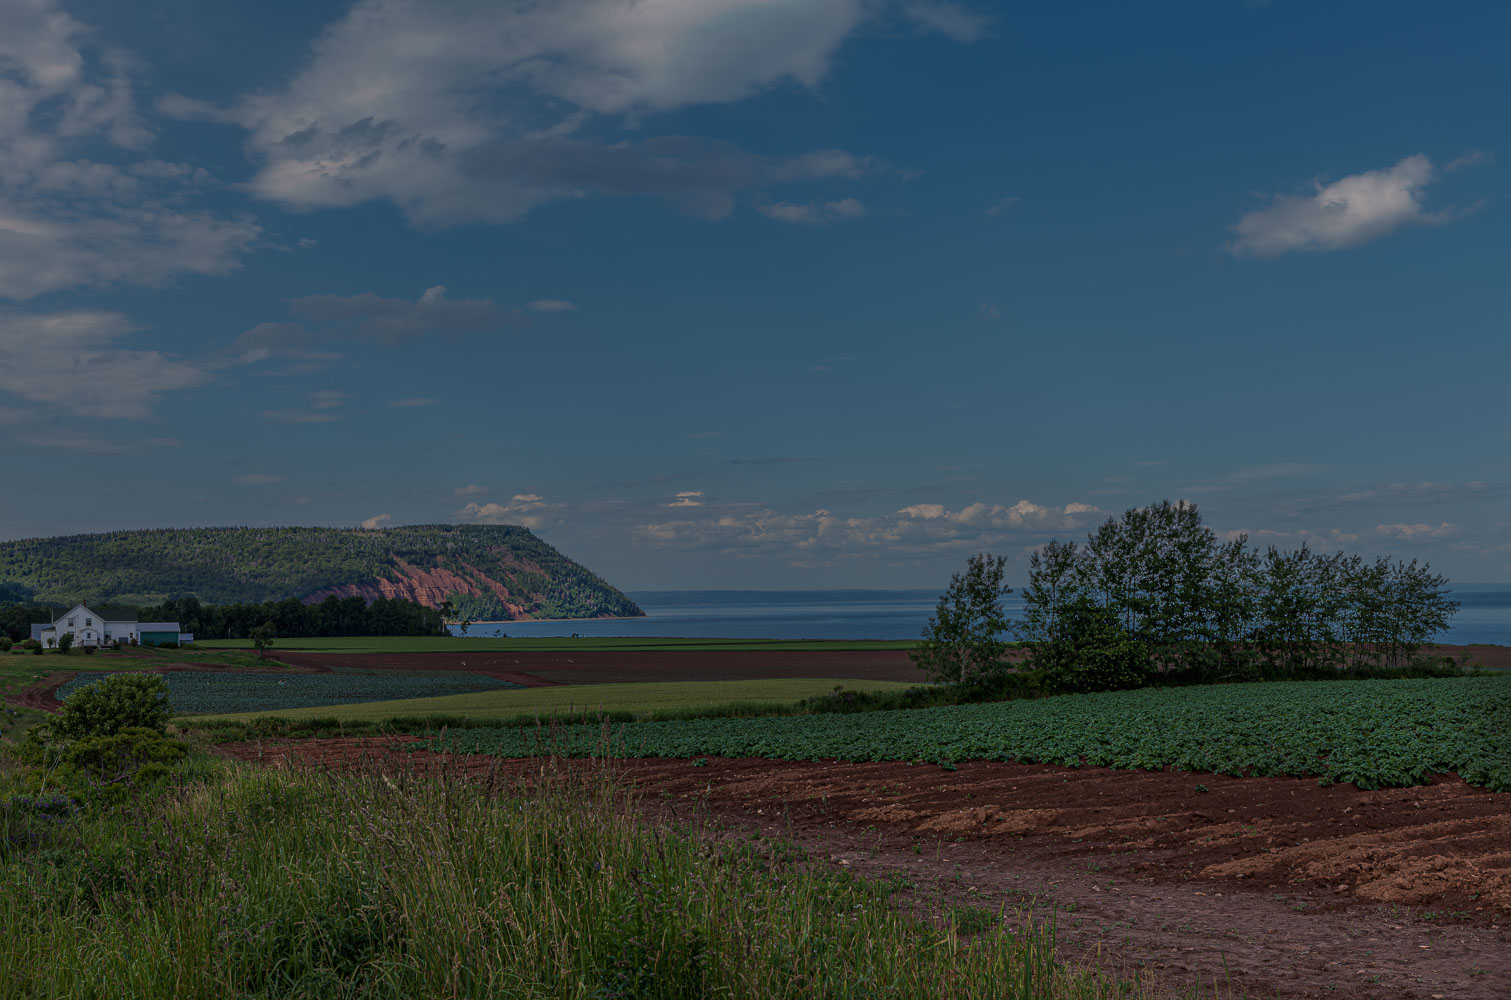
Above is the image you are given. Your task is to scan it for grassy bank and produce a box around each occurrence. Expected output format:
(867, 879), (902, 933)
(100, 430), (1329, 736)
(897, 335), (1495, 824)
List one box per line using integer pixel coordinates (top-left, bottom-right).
(0, 755), (1151, 1000)
(181, 678), (921, 741)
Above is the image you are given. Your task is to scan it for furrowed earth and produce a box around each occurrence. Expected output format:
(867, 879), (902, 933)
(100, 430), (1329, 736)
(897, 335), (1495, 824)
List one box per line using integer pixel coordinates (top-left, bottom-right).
(219, 738), (1511, 1000)
(9, 641), (1509, 998)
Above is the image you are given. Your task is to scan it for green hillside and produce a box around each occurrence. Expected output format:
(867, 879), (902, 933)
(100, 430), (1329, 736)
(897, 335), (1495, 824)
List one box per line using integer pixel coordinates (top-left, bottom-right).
(0, 525), (642, 621)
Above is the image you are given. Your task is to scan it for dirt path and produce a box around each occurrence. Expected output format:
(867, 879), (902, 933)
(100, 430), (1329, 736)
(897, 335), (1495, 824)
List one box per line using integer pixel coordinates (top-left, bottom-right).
(216, 738), (1510, 1000)
(5, 671), (78, 712)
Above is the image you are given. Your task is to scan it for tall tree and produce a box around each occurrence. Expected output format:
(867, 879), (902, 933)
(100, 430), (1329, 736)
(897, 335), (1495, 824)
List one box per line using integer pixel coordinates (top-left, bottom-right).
(911, 553), (1014, 689)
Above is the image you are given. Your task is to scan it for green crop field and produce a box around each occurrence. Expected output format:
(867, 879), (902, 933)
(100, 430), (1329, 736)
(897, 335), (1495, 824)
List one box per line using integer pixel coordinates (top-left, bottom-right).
(420, 676), (1511, 791)
(59, 671), (524, 716)
(193, 677), (918, 724)
(193, 636), (919, 653)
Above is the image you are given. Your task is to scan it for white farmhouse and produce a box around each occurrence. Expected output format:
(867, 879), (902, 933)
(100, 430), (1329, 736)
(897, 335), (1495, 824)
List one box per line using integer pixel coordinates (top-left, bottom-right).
(31, 603), (191, 649)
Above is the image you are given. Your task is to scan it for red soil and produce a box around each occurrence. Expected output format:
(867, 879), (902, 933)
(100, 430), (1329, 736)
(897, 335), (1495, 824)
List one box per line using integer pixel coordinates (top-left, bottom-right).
(5, 671), (76, 712)
(269, 649), (929, 686)
(218, 738), (1511, 1000)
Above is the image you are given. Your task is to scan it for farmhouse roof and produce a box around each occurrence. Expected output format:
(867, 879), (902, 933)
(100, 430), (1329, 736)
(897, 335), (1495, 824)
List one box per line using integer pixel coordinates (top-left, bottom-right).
(137, 622), (182, 631)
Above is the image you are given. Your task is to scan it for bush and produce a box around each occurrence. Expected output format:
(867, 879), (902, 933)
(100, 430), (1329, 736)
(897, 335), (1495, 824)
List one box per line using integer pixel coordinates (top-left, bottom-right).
(0, 636), (11, 652)
(83, 644), (96, 655)
(49, 673), (171, 740)
(20, 639), (42, 655)
(57, 632), (73, 654)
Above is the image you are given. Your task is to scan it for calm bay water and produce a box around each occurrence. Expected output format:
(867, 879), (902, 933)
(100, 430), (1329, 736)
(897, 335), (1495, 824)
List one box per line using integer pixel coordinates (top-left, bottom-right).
(453, 585), (1511, 645)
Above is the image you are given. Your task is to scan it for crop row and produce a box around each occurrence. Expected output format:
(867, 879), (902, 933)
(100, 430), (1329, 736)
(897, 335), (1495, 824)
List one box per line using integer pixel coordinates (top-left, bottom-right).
(420, 676), (1511, 791)
(59, 670), (521, 716)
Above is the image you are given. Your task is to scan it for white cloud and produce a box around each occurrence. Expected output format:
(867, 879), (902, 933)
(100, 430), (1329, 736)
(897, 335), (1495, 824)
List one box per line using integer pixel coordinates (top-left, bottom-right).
(902, 2), (991, 43)
(234, 473), (283, 485)
(0, 309), (211, 418)
(361, 513), (392, 529)
(165, 0), (918, 226)
(527, 299), (577, 312)
(1374, 522), (1458, 541)
(456, 493), (562, 529)
(0, 1), (259, 298)
(636, 498), (1104, 557)
(389, 397), (439, 408)
(758, 198), (867, 225)
(453, 484), (489, 497)
(1226, 155), (1479, 257)
(667, 490), (705, 508)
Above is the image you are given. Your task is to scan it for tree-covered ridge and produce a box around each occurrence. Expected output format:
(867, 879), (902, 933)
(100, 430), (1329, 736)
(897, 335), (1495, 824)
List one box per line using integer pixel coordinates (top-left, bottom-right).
(0, 525), (643, 621)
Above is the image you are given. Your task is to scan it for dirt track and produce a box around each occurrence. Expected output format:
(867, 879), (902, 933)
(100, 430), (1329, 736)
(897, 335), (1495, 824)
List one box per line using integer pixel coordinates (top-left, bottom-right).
(218, 738), (1511, 1000)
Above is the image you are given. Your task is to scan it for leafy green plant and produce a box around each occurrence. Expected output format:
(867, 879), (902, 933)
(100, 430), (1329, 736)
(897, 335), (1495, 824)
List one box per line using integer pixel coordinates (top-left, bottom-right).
(48, 672), (171, 739)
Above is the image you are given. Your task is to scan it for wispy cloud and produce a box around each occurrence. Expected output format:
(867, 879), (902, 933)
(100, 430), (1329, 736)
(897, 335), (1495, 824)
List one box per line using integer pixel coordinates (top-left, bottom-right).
(360, 513), (392, 529)
(758, 198), (867, 225)
(234, 473), (283, 485)
(526, 299), (577, 313)
(902, 2), (991, 43)
(453, 484), (489, 497)
(456, 493), (561, 529)
(388, 397), (439, 408)
(0, 309), (210, 418)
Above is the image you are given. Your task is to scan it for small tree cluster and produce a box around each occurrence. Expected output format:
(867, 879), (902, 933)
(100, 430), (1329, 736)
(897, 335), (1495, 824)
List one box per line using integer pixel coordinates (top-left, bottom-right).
(1019, 500), (1459, 685)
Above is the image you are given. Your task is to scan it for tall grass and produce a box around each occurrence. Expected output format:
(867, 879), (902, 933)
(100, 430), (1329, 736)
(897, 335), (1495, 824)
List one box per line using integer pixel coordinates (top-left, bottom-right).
(0, 754), (1159, 999)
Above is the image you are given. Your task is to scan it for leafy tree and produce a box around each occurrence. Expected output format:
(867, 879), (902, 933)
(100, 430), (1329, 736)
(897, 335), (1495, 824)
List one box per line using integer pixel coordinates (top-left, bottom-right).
(911, 554), (1014, 689)
(1029, 597), (1150, 693)
(249, 621), (276, 658)
(56, 631), (73, 655)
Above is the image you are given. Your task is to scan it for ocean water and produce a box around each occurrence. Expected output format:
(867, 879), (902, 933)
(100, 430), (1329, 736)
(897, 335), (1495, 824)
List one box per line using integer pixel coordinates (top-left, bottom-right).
(453, 585), (1511, 645)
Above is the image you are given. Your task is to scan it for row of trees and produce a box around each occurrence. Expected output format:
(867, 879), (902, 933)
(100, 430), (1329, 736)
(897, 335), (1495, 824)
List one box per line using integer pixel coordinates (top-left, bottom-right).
(916, 500), (1460, 692)
(0, 595), (450, 643)
(139, 595), (450, 640)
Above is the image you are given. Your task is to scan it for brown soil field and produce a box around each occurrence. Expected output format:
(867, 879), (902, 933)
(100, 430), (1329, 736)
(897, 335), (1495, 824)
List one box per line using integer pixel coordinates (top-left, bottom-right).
(6, 671), (76, 711)
(218, 738), (1511, 1000)
(270, 648), (930, 686)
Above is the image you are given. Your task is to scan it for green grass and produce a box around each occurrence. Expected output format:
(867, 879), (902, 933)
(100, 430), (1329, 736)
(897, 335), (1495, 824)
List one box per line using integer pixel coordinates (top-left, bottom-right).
(193, 635), (920, 653)
(189, 677), (919, 726)
(0, 756), (1157, 999)
(58, 670), (526, 717)
(422, 675), (1511, 792)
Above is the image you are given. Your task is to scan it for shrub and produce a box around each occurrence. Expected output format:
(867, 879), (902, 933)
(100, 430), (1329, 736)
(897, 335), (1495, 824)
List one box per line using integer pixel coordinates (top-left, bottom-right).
(57, 632), (73, 654)
(49, 672), (171, 740)
(20, 638), (42, 654)
(83, 644), (96, 656)
(0, 636), (10, 652)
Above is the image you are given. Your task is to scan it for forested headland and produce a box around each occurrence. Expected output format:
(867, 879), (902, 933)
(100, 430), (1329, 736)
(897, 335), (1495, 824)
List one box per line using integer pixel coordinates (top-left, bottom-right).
(0, 524), (642, 623)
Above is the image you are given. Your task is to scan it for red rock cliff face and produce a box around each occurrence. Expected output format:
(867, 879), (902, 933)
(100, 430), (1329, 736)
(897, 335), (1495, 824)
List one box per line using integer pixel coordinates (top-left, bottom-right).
(302, 558), (534, 619)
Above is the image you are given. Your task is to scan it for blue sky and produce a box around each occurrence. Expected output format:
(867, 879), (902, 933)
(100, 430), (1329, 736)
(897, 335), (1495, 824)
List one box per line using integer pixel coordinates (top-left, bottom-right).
(1, 0), (1507, 590)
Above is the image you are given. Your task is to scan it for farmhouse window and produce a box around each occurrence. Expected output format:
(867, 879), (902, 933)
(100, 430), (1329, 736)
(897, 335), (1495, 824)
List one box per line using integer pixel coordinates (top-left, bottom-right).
(68, 619), (75, 627)
(86, 618), (93, 627)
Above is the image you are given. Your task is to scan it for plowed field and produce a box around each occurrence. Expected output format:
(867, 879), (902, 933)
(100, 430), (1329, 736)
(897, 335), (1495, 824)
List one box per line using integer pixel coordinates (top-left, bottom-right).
(218, 738), (1511, 1000)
